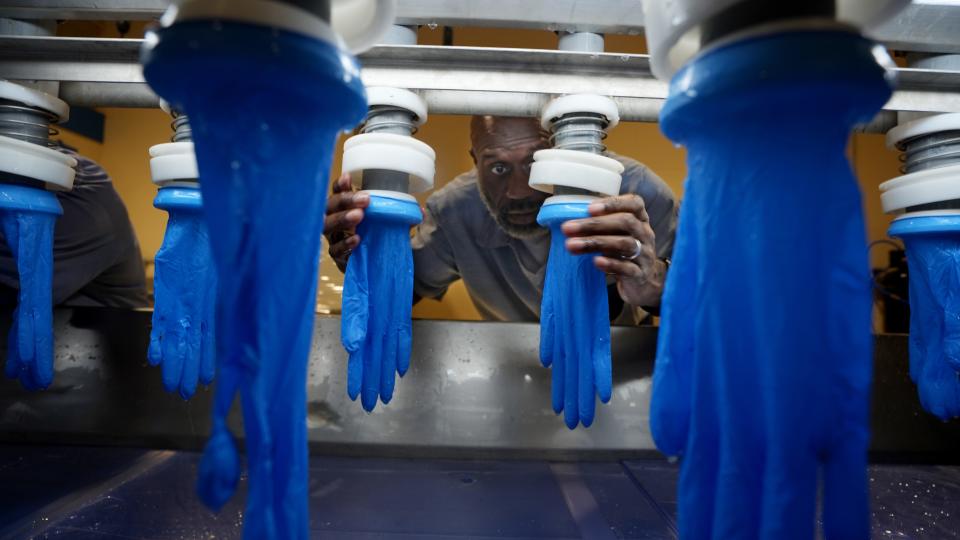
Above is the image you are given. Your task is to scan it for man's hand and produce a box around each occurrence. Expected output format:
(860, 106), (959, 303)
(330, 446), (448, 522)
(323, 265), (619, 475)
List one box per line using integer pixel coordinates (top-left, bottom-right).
(324, 173), (369, 272)
(560, 194), (666, 308)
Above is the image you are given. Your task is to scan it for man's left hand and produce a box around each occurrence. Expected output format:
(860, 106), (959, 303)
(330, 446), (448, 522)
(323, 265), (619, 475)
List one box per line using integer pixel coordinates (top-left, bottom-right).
(560, 194), (666, 308)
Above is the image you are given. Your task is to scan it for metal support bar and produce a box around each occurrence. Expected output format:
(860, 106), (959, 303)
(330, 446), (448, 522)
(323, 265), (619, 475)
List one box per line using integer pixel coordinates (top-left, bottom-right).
(2, 0), (960, 56)
(0, 36), (958, 129)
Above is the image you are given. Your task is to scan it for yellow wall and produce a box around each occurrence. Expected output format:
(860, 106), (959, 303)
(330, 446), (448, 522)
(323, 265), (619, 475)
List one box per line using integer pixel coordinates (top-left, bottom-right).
(56, 24), (903, 321)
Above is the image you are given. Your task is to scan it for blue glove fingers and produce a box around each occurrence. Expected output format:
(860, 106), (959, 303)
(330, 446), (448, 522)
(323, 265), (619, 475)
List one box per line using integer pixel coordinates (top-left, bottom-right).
(341, 241), (370, 353)
(32, 305), (55, 389)
(590, 270), (612, 404)
(561, 280), (580, 429)
(396, 263), (414, 377)
(906, 258), (933, 384)
(918, 346), (960, 420)
(676, 418), (719, 540)
(15, 299), (36, 368)
(548, 255), (564, 413)
(200, 321), (216, 385)
(11, 211), (57, 389)
(178, 320), (202, 399)
(360, 320), (382, 412)
(757, 428), (818, 538)
(944, 310), (960, 371)
(576, 257), (597, 427)
(650, 183), (697, 455)
(821, 437), (870, 540)
(148, 326), (164, 366)
(161, 327), (185, 394)
(343, 239), (368, 403)
(939, 251), (960, 370)
(379, 267), (400, 404)
(397, 243), (415, 377)
(0, 215), (25, 380)
(539, 251), (556, 368)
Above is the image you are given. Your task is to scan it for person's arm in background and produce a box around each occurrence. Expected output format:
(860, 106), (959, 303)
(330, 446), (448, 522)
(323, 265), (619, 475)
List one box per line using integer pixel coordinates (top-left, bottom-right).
(323, 173), (462, 304)
(0, 146), (148, 308)
(561, 157), (678, 311)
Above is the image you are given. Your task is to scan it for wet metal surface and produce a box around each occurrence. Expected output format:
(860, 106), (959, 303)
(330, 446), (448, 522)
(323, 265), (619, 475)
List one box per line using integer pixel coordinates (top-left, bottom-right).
(1, 309), (959, 461)
(3, 445), (960, 539)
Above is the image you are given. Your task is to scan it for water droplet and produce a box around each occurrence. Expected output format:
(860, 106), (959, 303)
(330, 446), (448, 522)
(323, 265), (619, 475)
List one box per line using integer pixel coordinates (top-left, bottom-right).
(619, 55), (629, 62)
(426, 22), (438, 30)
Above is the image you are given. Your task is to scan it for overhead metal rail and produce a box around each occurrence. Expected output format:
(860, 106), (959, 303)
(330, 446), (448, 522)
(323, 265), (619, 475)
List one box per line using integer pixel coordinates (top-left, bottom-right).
(0, 35), (958, 131)
(1, 0), (959, 55)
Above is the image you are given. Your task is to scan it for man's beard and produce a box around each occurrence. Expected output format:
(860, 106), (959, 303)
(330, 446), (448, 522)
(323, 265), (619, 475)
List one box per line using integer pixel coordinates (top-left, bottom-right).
(478, 183), (548, 239)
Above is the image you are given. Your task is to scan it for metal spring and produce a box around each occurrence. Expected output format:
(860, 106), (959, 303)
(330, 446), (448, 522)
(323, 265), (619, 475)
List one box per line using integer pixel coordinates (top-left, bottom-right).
(170, 113), (193, 143)
(549, 113), (608, 154)
(0, 99), (59, 147)
(898, 130), (960, 174)
(360, 106), (418, 136)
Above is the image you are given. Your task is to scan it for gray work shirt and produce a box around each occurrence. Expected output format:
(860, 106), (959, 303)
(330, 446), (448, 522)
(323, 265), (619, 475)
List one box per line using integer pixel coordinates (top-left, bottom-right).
(0, 144), (148, 309)
(411, 152), (677, 322)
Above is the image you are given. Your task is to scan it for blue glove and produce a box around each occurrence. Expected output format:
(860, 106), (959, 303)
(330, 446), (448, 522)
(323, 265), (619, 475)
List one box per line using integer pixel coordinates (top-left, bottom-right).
(537, 200), (611, 429)
(889, 216), (960, 420)
(651, 31), (890, 539)
(0, 184), (62, 391)
(149, 185), (216, 400)
(143, 17), (367, 540)
(341, 193), (421, 411)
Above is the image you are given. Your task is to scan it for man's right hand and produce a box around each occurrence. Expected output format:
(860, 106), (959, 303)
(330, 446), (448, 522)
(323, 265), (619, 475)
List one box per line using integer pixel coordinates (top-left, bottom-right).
(324, 173), (370, 272)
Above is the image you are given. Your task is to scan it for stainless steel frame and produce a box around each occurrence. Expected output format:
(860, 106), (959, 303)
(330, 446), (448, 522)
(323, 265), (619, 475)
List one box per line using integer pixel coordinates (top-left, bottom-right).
(0, 0), (958, 58)
(1, 308), (959, 461)
(0, 36), (957, 129)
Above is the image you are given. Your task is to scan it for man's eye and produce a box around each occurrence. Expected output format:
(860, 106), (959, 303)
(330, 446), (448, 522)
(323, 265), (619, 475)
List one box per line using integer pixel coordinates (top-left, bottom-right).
(491, 163), (509, 176)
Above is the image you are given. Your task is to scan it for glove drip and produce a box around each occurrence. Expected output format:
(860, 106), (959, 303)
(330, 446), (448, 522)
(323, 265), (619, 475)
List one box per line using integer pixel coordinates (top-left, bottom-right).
(142, 20), (366, 540)
(652, 31), (891, 539)
(149, 185), (216, 399)
(537, 199), (611, 429)
(0, 184), (61, 390)
(889, 215), (960, 420)
(341, 193), (422, 411)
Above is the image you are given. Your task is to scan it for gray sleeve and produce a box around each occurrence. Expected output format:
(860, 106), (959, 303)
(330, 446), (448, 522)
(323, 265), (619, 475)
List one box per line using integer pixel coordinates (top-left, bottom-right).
(411, 198), (460, 300)
(619, 160), (678, 259)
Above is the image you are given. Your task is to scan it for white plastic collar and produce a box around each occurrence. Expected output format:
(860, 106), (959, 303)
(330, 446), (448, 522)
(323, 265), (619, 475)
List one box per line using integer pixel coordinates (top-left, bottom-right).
(342, 132), (436, 193)
(0, 135), (76, 190)
(541, 94), (619, 130)
(332, 0), (396, 54)
(528, 148), (624, 196)
(886, 113), (960, 149)
(149, 142), (199, 185)
(166, 0), (341, 47)
(166, 0), (395, 54)
(640, 0), (909, 80)
(0, 80), (69, 122)
(880, 163), (960, 214)
(366, 87), (427, 125)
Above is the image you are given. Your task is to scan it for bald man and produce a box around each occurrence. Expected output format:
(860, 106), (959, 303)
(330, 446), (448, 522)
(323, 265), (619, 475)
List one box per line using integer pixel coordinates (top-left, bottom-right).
(324, 116), (677, 323)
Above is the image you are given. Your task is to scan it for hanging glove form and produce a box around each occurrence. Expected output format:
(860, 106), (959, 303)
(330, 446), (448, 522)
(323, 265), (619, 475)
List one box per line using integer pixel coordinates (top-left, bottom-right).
(650, 31), (891, 539)
(0, 184), (61, 391)
(142, 16), (366, 540)
(149, 185), (216, 399)
(341, 193), (421, 411)
(889, 216), (960, 420)
(538, 199), (611, 429)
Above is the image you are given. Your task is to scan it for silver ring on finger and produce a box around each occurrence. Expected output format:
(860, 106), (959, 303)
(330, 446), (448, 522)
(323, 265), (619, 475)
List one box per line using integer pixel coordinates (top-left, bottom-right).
(621, 238), (642, 261)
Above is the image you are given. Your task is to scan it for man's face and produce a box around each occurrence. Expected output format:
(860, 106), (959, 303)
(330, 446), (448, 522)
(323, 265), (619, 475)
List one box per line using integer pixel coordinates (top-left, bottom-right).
(472, 117), (551, 238)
